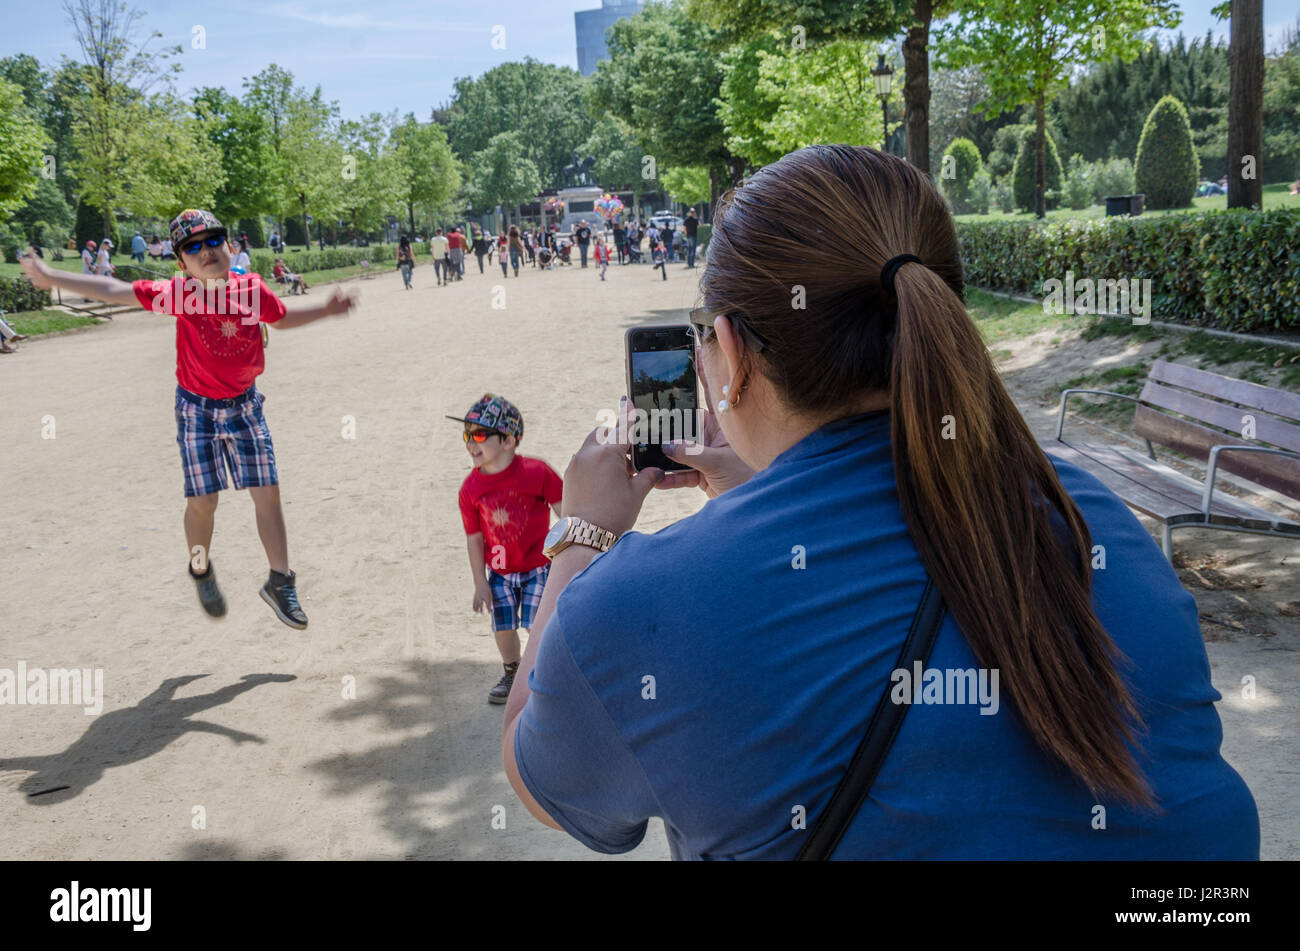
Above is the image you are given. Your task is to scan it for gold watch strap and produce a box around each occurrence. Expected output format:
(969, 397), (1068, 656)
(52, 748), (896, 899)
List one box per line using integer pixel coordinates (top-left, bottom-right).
(568, 518), (617, 552)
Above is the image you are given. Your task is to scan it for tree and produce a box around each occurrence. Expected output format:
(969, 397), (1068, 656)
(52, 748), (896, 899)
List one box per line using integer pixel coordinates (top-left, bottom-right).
(1051, 35), (1230, 175)
(12, 175), (75, 245)
(580, 115), (644, 190)
(62, 0), (183, 237)
(1010, 128), (1063, 211)
(445, 60), (593, 188)
(661, 165), (710, 206)
(464, 131), (543, 228)
(689, 0), (950, 171)
(943, 0), (1179, 217)
(720, 37), (888, 162)
(337, 112), (409, 236)
(940, 137), (982, 213)
(1135, 95), (1198, 208)
(1263, 25), (1300, 180)
(281, 89), (343, 245)
(0, 76), (49, 219)
(392, 114), (461, 235)
(588, 1), (736, 207)
(193, 87), (279, 227)
(1227, 0), (1264, 208)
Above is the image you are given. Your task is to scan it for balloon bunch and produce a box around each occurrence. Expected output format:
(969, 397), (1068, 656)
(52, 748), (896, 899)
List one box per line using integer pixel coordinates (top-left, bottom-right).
(594, 194), (625, 222)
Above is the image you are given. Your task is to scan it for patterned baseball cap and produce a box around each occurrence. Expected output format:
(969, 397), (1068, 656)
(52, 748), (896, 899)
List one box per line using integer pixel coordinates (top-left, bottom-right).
(169, 208), (227, 249)
(445, 393), (523, 440)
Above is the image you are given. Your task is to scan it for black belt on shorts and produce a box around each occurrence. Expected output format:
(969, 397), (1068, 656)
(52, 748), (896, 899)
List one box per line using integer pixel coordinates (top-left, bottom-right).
(177, 384), (258, 409)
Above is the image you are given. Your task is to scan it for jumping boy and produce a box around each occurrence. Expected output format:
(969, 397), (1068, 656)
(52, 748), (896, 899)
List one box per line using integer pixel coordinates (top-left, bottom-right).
(21, 208), (355, 628)
(447, 394), (562, 704)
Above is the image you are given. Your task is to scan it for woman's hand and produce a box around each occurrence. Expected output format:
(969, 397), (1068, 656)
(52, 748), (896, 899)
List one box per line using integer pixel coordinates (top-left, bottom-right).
(561, 420), (663, 537)
(656, 408), (755, 498)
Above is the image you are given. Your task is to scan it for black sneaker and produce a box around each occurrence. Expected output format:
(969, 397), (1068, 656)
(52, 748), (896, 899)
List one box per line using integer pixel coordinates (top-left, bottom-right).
(488, 664), (518, 705)
(260, 569), (308, 629)
(190, 563), (227, 618)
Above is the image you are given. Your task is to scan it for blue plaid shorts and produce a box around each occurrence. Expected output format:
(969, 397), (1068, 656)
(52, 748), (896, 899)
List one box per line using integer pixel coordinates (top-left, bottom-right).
(174, 385), (279, 498)
(488, 565), (549, 632)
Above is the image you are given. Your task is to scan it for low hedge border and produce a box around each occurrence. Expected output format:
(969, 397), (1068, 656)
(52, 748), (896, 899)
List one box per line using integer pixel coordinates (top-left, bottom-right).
(0, 277), (52, 314)
(956, 208), (1300, 333)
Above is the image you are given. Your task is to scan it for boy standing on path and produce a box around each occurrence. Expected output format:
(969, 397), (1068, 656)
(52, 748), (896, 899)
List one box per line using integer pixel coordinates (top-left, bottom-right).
(449, 394), (563, 704)
(21, 209), (355, 628)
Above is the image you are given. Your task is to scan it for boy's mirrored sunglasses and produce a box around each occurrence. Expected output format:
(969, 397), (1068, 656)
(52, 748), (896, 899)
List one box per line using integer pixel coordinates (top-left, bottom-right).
(463, 428), (505, 444)
(689, 307), (768, 354)
(181, 235), (228, 255)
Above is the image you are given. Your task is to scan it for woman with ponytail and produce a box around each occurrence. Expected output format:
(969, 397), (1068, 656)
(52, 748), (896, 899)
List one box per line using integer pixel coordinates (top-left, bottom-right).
(501, 145), (1258, 860)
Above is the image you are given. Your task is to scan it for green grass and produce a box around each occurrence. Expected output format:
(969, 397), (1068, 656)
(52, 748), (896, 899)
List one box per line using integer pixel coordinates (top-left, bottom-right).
(965, 287), (1084, 343)
(2, 308), (100, 336)
(953, 181), (1300, 224)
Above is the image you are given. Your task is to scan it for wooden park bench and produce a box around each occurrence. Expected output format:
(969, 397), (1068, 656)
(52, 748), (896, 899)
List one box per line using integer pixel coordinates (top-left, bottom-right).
(1042, 359), (1300, 559)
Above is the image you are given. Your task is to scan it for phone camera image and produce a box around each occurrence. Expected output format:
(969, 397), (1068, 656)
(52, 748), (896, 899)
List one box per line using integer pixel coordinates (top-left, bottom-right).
(626, 325), (700, 472)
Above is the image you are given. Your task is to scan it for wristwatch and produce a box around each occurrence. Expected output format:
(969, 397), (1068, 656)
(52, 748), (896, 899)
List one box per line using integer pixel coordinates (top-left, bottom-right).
(543, 516), (618, 558)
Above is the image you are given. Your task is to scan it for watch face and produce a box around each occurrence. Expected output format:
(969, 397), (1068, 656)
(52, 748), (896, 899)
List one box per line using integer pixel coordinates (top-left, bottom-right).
(544, 517), (572, 551)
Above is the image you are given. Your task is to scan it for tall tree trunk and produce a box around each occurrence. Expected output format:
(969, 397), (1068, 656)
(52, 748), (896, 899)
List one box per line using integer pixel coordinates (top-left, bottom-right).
(1034, 94), (1047, 220)
(300, 206), (310, 251)
(902, 0), (933, 175)
(408, 201), (415, 236)
(102, 207), (113, 247)
(708, 165), (721, 222)
(1227, 0), (1264, 209)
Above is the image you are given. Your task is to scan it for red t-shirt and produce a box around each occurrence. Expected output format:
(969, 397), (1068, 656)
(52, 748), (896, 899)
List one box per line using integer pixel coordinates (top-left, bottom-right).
(134, 272), (287, 398)
(458, 454), (563, 574)
(446, 232), (465, 251)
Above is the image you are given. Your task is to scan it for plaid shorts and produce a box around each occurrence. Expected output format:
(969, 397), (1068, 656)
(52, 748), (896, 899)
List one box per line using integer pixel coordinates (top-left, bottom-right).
(488, 565), (549, 632)
(174, 385), (279, 497)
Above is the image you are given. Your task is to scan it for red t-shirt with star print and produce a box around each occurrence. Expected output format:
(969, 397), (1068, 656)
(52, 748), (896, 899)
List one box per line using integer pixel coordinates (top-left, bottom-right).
(458, 455), (563, 573)
(133, 272), (287, 398)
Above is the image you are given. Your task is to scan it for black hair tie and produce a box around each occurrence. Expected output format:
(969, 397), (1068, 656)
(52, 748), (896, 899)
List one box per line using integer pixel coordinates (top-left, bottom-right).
(880, 253), (923, 295)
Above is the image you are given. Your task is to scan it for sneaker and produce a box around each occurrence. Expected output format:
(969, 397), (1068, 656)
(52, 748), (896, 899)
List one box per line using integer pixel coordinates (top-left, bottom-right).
(190, 563), (227, 618)
(488, 664), (518, 704)
(260, 568), (308, 629)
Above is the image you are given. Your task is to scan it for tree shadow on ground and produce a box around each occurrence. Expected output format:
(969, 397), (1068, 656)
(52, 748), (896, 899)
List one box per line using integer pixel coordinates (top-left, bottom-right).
(0, 674), (296, 805)
(305, 657), (588, 860)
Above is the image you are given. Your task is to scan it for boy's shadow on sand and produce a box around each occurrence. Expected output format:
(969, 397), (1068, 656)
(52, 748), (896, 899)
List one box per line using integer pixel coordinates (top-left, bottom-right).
(0, 673), (296, 805)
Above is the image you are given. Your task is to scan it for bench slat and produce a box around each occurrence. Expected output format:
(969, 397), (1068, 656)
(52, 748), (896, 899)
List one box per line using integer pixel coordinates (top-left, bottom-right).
(1149, 360), (1300, 421)
(1139, 380), (1300, 454)
(1133, 406), (1300, 499)
(1053, 439), (1288, 531)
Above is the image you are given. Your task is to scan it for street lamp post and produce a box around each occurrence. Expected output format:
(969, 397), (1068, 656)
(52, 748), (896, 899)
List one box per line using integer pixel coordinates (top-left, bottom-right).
(871, 54), (894, 154)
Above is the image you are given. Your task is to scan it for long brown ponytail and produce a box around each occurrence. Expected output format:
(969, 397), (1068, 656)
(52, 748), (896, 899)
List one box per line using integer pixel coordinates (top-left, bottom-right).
(702, 145), (1154, 809)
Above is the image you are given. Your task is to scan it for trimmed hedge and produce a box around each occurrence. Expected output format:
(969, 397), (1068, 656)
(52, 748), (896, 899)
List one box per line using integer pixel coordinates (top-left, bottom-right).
(1011, 131), (1063, 213)
(1135, 95), (1198, 210)
(941, 138), (984, 214)
(0, 276), (52, 313)
(956, 208), (1300, 332)
(245, 244), (399, 282)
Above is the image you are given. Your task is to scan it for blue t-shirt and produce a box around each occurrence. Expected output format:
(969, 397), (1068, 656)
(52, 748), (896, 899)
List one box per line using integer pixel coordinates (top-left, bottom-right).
(513, 412), (1259, 860)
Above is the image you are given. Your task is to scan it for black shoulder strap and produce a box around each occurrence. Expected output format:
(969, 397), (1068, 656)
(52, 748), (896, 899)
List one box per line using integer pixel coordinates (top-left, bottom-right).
(796, 578), (947, 861)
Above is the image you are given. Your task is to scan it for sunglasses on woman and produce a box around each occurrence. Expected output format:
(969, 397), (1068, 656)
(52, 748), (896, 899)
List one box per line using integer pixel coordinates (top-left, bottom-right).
(181, 235), (228, 256)
(689, 307), (769, 354)
(462, 428), (505, 444)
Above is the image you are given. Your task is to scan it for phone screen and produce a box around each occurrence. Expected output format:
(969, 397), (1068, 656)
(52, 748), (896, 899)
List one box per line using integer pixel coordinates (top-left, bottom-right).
(626, 325), (699, 471)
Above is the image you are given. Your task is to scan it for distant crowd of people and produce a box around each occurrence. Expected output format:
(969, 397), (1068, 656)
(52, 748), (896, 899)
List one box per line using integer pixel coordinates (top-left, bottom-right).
(405, 209), (701, 288)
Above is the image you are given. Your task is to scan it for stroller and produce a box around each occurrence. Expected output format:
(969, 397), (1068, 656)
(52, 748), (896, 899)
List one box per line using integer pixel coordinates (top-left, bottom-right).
(625, 239), (643, 264)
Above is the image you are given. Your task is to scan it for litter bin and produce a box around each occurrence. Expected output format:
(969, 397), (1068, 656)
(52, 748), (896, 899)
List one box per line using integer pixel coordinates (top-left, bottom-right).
(1105, 194), (1145, 217)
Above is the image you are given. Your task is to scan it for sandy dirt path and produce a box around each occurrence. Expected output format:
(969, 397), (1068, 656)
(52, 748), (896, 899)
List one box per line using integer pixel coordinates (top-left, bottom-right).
(1, 258), (1292, 859)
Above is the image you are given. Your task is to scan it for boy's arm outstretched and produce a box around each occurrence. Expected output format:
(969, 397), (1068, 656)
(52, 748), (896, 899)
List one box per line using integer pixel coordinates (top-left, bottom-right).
(270, 287), (356, 329)
(20, 249), (139, 308)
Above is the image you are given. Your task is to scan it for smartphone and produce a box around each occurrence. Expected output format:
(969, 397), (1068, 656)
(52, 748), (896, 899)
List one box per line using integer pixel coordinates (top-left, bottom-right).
(625, 324), (700, 472)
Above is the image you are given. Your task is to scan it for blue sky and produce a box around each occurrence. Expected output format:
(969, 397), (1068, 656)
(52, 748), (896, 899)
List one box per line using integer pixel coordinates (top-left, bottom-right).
(2, 0), (1297, 122)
